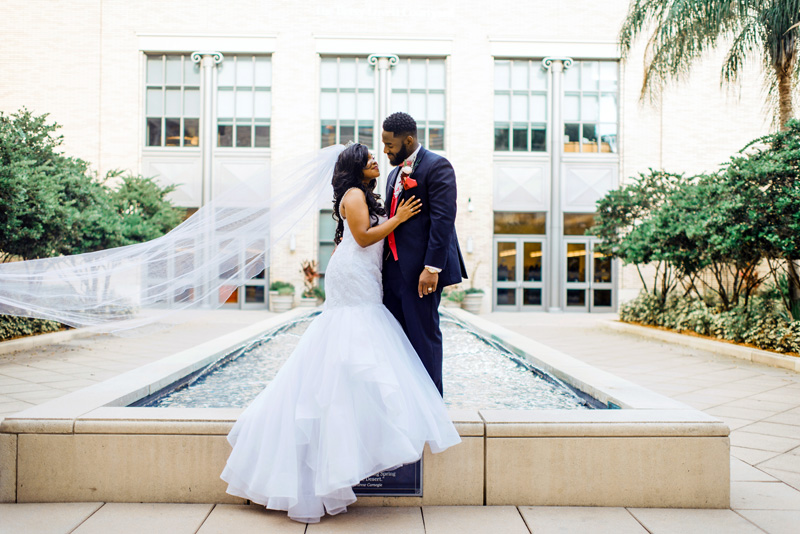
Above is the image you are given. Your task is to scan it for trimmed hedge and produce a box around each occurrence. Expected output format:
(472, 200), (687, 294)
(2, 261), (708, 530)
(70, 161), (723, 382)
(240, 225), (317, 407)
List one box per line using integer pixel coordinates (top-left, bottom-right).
(621, 292), (800, 355)
(0, 315), (63, 342)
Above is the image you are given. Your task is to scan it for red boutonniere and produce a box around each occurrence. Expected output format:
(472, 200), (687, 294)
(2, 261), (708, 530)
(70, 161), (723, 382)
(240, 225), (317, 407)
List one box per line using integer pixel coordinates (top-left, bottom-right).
(400, 160), (418, 190)
(401, 175), (417, 190)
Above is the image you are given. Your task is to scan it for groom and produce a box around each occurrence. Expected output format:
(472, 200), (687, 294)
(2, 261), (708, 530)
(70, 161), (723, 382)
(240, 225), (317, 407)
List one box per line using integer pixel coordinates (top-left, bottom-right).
(381, 112), (467, 396)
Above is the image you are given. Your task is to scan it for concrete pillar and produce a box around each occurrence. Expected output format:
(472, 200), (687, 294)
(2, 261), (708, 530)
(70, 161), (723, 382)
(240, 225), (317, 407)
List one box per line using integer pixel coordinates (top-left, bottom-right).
(191, 51), (224, 207)
(368, 53), (399, 194)
(542, 57), (573, 312)
(191, 51), (223, 307)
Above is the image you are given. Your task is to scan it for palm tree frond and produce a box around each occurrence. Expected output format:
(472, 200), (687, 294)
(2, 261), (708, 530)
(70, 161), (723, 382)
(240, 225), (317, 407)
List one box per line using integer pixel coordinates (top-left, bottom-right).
(721, 18), (763, 85)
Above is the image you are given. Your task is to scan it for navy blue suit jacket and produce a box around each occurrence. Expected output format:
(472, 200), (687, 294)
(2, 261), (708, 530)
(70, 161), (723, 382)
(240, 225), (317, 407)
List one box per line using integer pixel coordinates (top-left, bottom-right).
(383, 147), (467, 288)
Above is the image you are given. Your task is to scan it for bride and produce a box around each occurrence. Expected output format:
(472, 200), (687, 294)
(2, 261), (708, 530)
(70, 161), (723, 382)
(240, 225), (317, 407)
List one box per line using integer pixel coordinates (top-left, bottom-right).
(219, 142), (462, 523)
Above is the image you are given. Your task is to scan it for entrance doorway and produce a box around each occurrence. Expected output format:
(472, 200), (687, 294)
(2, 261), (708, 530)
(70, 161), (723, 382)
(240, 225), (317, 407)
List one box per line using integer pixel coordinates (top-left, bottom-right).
(493, 237), (546, 311)
(563, 238), (614, 311)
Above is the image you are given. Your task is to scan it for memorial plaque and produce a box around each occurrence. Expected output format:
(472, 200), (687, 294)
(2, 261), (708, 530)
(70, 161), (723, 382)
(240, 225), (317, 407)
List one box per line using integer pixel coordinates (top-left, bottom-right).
(353, 459), (422, 496)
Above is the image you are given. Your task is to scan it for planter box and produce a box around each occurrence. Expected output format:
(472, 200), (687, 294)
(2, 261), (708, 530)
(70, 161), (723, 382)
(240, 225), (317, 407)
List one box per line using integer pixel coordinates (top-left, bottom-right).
(462, 293), (484, 314)
(298, 297), (320, 308)
(268, 290), (279, 312)
(271, 295), (294, 313)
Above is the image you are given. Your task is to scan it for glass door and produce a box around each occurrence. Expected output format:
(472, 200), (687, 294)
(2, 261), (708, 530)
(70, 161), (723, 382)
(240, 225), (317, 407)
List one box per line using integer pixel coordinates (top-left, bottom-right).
(493, 237), (546, 311)
(590, 242), (614, 310)
(563, 238), (615, 311)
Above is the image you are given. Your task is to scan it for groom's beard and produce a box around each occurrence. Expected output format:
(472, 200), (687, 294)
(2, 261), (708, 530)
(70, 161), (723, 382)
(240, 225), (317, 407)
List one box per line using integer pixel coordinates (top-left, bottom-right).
(390, 144), (410, 166)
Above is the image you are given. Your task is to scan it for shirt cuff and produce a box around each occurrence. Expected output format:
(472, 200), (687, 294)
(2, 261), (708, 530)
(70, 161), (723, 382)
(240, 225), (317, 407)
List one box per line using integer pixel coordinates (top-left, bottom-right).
(425, 265), (442, 273)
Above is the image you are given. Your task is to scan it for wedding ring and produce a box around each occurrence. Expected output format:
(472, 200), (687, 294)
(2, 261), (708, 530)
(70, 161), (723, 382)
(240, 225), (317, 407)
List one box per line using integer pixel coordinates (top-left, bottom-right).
(428, 287), (434, 291)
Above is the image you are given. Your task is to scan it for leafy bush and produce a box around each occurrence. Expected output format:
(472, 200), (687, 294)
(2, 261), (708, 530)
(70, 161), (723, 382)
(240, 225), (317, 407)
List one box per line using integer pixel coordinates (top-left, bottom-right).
(0, 108), (182, 261)
(621, 291), (800, 354)
(269, 280), (294, 291)
(593, 120), (800, 319)
(0, 315), (62, 341)
(444, 288), (466, 303)
(0, 108), (182, 339)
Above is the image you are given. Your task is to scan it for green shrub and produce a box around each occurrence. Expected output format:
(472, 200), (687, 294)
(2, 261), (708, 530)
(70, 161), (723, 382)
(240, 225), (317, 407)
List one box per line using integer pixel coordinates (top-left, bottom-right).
(621, 291), (800, 354)
(0, 315), (63, 341)
(311, 286), (325, 300)
(445, 289), (466, 303)
(269, 280), (294, 291)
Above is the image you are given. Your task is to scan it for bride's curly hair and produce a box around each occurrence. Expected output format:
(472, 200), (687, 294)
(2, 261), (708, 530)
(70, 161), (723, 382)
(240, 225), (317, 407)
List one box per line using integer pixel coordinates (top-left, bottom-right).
(331, 143), (386, 245)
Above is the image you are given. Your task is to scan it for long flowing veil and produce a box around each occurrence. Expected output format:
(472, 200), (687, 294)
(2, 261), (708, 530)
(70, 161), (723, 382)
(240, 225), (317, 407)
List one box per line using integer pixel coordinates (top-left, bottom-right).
(0, 144), (346, 334)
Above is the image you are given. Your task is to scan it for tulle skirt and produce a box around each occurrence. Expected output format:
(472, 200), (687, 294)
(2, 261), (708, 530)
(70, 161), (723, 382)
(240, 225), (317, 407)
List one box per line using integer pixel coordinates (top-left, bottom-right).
(220, 304), (461, 523)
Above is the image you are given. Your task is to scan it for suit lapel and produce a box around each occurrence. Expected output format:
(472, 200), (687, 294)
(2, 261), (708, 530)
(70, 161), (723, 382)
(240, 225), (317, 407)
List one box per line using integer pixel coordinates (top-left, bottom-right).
(386, 146), (426, 207)
(386, 167), (400, 203)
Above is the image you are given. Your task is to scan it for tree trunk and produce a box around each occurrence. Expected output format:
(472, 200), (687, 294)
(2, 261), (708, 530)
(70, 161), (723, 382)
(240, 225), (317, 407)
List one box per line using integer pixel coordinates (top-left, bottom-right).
(776, 64), (800, 320)
(777, 67), (794, 131)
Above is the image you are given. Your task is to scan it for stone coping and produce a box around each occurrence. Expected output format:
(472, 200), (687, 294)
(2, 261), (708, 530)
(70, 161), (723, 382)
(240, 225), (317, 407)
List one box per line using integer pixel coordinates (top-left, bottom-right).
(1, 406), (726, 439)
(0, 307), (727, 442)
(601, 320), (800, 372)
(0, 327), (95, 356)
(0, 308), (314, 427)
(444, 309), (690, 411)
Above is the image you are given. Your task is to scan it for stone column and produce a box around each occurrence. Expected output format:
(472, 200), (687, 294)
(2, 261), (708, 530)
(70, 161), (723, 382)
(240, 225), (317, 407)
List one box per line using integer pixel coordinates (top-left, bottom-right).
(368, 54), (399, 194)
(191, 51), (223, 307)
(191, 51), (224, 207)
(542, 57), (573, 312)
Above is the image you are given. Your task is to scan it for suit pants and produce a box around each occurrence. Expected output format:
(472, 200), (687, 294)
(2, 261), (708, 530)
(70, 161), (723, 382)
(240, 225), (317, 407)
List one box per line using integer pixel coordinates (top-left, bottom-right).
(382, 256), (444, 396)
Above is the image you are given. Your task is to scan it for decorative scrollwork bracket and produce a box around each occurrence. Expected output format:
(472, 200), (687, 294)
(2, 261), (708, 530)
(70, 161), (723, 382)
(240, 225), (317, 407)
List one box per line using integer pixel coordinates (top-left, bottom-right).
(541, 56), (574, 71)
(367, 54), (400, 68)
(191, 51), (224, 65)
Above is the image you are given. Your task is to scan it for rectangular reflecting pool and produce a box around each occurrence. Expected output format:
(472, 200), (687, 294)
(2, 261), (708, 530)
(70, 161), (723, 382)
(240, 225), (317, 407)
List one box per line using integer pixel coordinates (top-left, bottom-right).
(141, 315), (598, 410)
(0, 307), (730, 509)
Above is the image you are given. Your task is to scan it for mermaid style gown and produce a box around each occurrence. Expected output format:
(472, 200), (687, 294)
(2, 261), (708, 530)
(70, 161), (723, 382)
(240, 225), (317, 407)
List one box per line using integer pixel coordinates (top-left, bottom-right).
(220, 213), (461, 523)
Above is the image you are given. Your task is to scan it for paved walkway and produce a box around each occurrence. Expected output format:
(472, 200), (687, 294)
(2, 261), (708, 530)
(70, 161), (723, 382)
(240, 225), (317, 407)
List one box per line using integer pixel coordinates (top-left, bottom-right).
(1, 310), (799, 533)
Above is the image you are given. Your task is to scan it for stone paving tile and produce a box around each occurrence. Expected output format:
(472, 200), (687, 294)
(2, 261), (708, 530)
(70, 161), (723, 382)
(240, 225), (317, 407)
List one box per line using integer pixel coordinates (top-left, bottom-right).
(729, 431), (800, 453)
(0, 502), (103, 534)
(5, 388), (69, 403)
(309, 506), (424, 533)
(757, 453), (800, 474)
(742, 422), (800, 440)
(731, 481), (800, 510)
(737, 510), (800, 534)
(724, 398), (799, 413)
(716, 416), (757, 431)
(731, 457), (778, 482)
(195, 504), (305, 534)
(626, 508), (764, 533)
(72, 503), (213, 534)
(519, 506), (647, 534)
(671, 392), (737, 410)
(0, 400), (35, 418)
(750, 388), (800, 402)
(0, 382), (51, 395)
(766, 412), (800, 426)
(731, 446), (783, 465)
(422, 506), (529, 534)
(38, 378), (98, 390)
(760, 468), (800, 492)
(707, 405), (779, 422)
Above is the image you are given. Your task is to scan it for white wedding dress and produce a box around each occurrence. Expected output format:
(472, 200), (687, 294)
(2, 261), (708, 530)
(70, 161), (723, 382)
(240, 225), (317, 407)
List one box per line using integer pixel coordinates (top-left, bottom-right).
(220, 210), (461, 523)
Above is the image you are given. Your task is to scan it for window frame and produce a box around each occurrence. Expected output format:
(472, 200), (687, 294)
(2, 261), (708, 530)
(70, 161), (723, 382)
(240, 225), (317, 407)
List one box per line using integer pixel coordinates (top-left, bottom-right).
(143, 53), (202, 150)
(215, 54), (273, 149)
(562, 60), (619, 155)
(319, 56), (376, 149)
(390, 57), (447, 151)
(493, 58), (549, 154)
